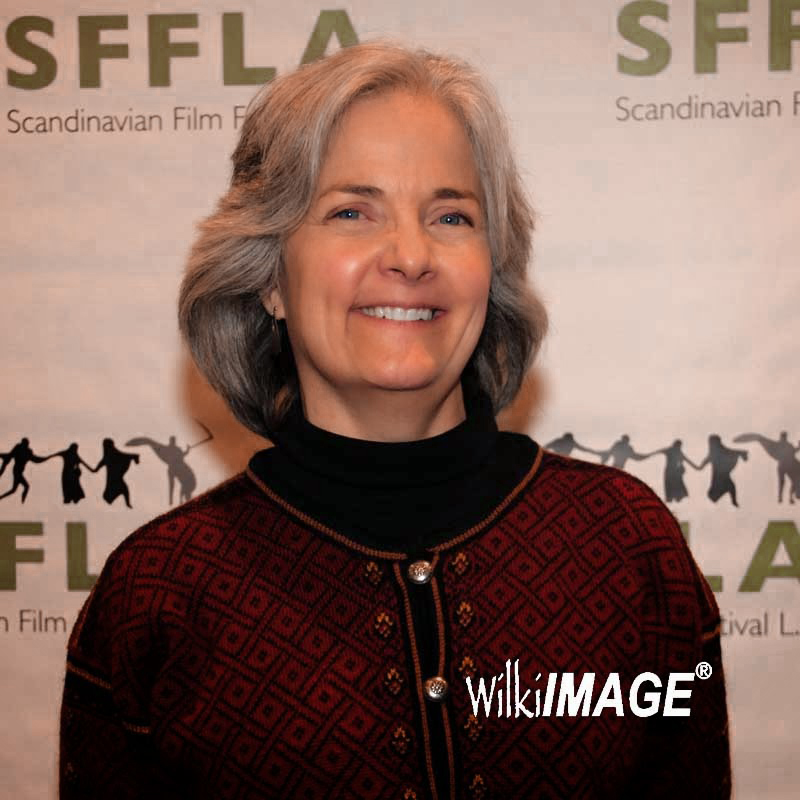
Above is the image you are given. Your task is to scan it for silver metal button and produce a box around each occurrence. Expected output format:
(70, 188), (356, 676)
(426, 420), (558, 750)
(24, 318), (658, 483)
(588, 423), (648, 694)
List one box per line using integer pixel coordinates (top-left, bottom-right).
(423, 676), (449, 702)
(407, 560), (433, 584)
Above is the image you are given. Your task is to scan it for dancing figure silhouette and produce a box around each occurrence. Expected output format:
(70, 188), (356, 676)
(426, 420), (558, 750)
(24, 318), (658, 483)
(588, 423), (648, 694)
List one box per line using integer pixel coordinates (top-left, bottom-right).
(44, 443), (97, 504)
(545, 433), (603, 459)
(734, 432), (800, 503)
(126, 423), (213, 505)
(645, 439), (700, 503)
(696, 435), (748, 507)
(0, 438), (48, 503)
(599, 435), (650, 470)
(94, 438), (140, 508)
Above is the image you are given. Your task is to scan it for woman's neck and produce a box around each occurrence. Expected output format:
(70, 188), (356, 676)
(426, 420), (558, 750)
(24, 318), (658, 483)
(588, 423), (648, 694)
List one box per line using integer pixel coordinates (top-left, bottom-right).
(299, 382), (467, 442)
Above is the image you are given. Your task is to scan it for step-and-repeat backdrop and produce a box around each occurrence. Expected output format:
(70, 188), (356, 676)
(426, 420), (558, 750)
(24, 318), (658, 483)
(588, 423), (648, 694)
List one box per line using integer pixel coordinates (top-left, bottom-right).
(2, 1), (797, 797)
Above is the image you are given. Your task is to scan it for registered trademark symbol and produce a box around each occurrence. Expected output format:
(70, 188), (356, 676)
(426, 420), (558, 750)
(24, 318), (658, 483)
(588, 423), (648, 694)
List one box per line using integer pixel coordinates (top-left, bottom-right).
(695, 661), (712, 680)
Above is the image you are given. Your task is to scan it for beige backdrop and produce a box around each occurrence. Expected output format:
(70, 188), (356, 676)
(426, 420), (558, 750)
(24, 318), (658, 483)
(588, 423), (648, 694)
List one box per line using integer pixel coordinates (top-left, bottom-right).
(2, 1), (798, 797)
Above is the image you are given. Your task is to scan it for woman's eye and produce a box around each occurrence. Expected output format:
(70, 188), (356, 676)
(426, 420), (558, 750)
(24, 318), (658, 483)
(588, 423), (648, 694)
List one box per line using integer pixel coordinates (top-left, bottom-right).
(332, 208), (361, 220)
(438, 212), (471, 226)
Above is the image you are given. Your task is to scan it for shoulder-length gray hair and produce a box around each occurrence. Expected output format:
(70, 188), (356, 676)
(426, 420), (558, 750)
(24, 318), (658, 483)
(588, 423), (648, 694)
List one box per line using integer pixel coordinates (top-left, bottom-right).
(179, 40), (547, 437)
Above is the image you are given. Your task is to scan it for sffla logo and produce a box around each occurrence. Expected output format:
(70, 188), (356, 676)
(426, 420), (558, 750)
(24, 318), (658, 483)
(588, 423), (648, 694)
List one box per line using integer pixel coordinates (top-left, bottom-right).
(617, 0), (800, 75)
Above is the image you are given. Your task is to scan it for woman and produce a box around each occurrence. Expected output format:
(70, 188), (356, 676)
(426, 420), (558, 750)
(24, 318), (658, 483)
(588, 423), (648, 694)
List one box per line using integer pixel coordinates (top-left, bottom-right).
(60, 43), (730, 799)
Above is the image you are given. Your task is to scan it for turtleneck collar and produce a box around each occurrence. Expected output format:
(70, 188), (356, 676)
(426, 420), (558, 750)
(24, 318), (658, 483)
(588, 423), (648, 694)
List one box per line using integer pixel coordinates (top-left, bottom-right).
(247, 382), (539, 553)
(269, 381), (496, 488)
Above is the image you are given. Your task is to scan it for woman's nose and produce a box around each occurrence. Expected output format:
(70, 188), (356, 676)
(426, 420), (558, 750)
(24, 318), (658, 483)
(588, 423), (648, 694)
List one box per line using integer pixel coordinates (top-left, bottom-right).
(382, 220), (434, 282)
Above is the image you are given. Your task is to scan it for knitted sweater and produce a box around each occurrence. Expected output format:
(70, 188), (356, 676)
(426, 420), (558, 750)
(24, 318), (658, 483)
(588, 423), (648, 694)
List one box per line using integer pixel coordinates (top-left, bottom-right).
(60, 417), (730, 799)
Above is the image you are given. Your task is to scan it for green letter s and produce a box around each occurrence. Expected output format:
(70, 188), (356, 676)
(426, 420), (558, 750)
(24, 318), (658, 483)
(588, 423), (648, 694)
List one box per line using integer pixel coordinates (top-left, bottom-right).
(618, 1), (671, 76)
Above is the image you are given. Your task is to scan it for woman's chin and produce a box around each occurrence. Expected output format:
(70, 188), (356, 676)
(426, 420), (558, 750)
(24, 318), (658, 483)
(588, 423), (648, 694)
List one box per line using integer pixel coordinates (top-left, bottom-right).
(353, 361), (454, 396)
(362, 372), (439, 394)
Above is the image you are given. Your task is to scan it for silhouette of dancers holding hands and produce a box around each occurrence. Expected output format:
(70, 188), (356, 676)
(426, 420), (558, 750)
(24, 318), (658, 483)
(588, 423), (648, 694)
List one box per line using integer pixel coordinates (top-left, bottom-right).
(1, 427), (787, 510)
(0, 436), (141, 507)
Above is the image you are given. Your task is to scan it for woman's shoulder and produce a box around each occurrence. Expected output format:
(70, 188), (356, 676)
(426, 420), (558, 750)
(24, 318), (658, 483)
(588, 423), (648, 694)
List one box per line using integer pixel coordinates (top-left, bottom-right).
(520, 449), (703, 585)
(530, 449), (715, 599)
(67, 472), (276, 661)
(96, 470), (275, 588)
(492, 437), (683, 548)
(520, 450), (720, 658)
(533, 449), (679, 527)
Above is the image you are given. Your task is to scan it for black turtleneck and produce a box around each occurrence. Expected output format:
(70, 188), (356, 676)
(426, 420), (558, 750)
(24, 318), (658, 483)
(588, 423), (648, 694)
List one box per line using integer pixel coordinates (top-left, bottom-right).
(247, 386), (539, 553)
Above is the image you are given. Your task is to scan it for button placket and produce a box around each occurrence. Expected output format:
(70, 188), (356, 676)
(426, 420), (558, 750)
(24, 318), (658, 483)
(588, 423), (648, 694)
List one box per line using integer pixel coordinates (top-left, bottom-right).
(392, 559), (454, 800)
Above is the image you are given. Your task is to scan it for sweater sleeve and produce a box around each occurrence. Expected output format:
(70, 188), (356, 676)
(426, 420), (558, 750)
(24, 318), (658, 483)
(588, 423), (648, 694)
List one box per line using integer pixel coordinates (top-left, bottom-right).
(59, 549), (184, 800)
(624, 498), (732, 799)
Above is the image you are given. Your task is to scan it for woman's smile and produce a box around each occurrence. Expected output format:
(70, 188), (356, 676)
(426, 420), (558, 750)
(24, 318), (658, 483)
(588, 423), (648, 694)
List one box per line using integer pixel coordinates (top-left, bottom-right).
(357, 306), (440, 321)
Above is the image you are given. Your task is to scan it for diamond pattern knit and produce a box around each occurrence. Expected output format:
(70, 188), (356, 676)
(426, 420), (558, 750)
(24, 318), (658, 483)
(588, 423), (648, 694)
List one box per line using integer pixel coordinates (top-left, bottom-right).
(60, 452), (730, 799)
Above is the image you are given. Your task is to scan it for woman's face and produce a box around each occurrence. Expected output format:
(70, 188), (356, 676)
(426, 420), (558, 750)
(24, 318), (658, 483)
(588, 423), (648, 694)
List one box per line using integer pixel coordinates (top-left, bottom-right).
(272, 89), (492, 431)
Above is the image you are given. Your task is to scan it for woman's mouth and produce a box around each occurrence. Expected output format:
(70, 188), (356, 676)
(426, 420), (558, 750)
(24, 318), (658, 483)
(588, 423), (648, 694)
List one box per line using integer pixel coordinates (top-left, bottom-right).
(359, 306), (440, 321)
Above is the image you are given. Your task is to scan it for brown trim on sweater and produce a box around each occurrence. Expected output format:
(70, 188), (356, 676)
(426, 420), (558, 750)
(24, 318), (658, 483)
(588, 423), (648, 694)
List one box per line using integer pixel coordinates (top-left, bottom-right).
(247, 468), (407, 560)
(430, 577), (447, 679)
(247, 445), (543, 560)
(431, 446), (544, 553)
(394, 562), (439, 800)
(65, 662), (112, 691)
(702, 624), (721, 642)
(121, 719), (152, 735)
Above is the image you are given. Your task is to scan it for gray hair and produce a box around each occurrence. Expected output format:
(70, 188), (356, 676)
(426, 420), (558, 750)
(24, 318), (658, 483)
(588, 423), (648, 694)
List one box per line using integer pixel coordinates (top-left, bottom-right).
(178, 41), (547, 437)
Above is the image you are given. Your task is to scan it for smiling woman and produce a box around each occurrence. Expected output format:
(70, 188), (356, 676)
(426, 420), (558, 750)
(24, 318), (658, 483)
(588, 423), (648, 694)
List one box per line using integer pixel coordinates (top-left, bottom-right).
(270, 89), (493, 440)
(60, 42), (730, 800)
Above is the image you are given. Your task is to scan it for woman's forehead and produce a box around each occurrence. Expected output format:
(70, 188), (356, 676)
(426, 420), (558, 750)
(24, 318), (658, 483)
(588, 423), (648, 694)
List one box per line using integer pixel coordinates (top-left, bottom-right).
(315, 90), (482, 198)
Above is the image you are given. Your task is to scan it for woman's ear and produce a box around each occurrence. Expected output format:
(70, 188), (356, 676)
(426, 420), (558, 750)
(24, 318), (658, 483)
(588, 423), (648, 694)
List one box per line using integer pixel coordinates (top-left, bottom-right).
(261, 287), (285, 320)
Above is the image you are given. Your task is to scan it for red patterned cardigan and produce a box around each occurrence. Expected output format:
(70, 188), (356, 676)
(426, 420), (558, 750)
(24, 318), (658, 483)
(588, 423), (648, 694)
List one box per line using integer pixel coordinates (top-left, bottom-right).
(60, 451), (730, 799)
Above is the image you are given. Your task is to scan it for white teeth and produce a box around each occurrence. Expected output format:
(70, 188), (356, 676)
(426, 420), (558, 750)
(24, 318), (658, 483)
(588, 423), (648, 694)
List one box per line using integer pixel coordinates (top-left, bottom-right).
(360, 306), (434, 321)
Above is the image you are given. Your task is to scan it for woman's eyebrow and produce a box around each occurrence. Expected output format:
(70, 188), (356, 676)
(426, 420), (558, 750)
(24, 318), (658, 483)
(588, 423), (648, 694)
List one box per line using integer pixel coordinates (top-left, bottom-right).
(318, 183), (384, 199)
(432, 187), (480, 203)
(317, 184), (481, 203)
